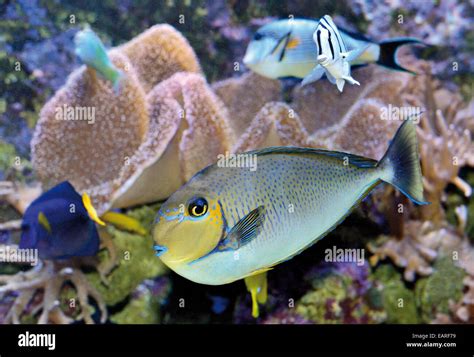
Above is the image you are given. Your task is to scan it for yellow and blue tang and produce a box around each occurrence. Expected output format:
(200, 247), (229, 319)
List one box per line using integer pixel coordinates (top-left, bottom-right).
(153, 119), (428, 317)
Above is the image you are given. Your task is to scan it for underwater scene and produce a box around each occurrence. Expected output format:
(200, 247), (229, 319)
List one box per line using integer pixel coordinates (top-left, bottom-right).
(0, 0), (473, 328)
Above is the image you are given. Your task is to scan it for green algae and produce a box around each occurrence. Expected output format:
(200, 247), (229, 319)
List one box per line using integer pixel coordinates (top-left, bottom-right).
(296, 267), (385, 324)
(87, 204), (167, 306)
(372, 264), (420, 324)
(110, 287), (160, 324)
(415, 257), (466, 322)
(0, 140), (32, 182)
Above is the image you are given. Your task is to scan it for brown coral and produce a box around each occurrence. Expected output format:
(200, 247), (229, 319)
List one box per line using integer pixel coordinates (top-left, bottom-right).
(31, 25), (212, 214)
(213, 72), (282, 137)
(90, 72), (234, 213)
(118, 24), (202, 93)
(32, 52), (148, 192)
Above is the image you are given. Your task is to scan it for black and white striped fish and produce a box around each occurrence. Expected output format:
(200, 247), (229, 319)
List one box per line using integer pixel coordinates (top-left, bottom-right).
(301, 15), (367, 91)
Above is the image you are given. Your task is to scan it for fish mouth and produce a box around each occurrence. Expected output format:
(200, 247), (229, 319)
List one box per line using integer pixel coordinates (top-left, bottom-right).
(243, 53), (257, 66)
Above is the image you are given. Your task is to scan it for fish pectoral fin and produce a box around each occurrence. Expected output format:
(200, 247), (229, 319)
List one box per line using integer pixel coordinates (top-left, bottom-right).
(218, 206), (265, 251)
(301, 65), (325, 86)
(244, 271), (269, 318)
(342, 75), (360, 86)
(270, 31), (292, 62)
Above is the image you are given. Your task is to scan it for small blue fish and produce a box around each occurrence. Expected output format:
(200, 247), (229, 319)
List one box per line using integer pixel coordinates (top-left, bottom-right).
(20, 181), (103, 260)
(74, 27), (123, 93)
(208, 295), (230, 314)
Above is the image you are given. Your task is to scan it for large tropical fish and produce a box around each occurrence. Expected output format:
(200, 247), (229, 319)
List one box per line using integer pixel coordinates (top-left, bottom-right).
(152, 119), (427, 316)
(243, 18), (423, 81)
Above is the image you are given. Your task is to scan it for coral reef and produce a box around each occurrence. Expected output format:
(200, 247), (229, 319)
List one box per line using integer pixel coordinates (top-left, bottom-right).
(371, 264), (419, 324)
(110, 276), (171, 324)
(0, 259), (106, 324)
(368, 61), (473, 287)
(2, 1), (473, 325)
(295, 262), (385, 324)
(415, 257), (465, 322)
(86, 205), (167, 306)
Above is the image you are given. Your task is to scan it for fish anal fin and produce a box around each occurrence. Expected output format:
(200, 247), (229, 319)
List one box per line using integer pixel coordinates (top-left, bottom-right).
(244, 271), (269, 318)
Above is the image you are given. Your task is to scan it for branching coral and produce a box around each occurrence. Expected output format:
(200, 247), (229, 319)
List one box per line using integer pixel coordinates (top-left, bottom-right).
(368, 61), (474, 286)
(0, 258), (107, 324)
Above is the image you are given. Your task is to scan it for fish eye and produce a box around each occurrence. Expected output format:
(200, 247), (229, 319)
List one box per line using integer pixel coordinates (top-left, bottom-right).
(253, 32), (263, 41)
(188, 197), (208, 217)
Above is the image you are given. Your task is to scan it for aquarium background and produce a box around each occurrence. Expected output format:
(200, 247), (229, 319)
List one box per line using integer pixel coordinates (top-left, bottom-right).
(0, 0), (473, 324)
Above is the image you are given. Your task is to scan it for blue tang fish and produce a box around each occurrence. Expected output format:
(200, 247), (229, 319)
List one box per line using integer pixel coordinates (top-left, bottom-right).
(20, 181), (105, 260)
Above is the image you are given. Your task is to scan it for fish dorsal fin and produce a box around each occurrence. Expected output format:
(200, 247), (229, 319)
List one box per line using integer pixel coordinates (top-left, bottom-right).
(218, 206), (265, 251)
(244, 146), (378, 169)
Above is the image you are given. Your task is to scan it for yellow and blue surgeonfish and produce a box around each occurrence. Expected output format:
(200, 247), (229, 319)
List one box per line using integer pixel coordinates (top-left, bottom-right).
(301, 15), (367, 91)
(243, 17), (423, 82)
(153, 118), (428, 317)
(74, 27), (123, 93)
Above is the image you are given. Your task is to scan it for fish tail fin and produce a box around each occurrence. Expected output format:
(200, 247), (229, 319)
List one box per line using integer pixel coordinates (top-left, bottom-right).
(378, 118), (429, 205)
(111, 69), (124, 94)
(377, 38), (425, 74)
